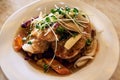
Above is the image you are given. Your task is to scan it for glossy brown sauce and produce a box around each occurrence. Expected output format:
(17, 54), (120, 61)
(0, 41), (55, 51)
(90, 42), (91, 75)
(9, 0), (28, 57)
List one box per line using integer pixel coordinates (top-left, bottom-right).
(15, 24), (99, 76)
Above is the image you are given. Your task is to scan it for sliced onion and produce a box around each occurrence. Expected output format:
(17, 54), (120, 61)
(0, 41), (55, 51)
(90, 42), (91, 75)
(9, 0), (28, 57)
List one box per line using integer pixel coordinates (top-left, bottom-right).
(85, 39), (98, 56)
(74, 56), (93, 68)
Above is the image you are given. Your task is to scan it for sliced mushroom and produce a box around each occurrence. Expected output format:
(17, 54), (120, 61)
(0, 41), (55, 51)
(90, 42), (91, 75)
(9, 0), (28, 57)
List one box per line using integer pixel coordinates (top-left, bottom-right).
(74, 56), (93, 68)
(85, 39), (98, 56)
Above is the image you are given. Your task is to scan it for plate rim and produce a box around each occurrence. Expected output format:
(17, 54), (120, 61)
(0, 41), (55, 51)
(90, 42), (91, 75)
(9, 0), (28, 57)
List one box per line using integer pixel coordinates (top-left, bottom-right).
(0, 0), (119, 80)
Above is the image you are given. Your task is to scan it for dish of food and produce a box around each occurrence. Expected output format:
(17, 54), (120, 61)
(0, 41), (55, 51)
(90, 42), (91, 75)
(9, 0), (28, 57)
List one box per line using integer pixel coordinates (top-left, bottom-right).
(0, 0), (119, 80)
(13, 6), (98, 75)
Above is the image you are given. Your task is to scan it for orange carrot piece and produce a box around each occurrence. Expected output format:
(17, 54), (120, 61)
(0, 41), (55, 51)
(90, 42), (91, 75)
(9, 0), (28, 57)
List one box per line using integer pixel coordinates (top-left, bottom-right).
(44, 59), (71, 75)
(13, 35), (23, 51)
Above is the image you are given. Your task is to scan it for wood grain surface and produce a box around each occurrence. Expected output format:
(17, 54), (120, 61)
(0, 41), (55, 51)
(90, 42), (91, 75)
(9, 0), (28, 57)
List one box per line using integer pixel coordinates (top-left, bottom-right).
(0, 0), (120, 80)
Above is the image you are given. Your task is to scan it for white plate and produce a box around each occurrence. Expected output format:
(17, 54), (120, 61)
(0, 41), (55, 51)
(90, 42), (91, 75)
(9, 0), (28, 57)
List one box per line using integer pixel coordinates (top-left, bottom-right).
(0, 0), (119, 80)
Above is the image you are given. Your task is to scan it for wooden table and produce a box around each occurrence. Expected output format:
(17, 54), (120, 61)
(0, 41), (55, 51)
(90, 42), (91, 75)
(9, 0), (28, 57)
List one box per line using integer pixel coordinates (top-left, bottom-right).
(0, 0), (120, 80)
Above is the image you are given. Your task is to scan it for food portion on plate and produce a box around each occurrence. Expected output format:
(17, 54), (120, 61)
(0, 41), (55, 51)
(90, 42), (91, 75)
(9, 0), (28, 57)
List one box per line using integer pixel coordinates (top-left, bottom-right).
(13, 6), (98, 75)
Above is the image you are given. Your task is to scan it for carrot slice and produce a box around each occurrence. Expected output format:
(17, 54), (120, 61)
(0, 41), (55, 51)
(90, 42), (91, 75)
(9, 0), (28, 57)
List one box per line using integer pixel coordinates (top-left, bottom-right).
(44, 59), (71, 75)
(13, 35), (23, 51)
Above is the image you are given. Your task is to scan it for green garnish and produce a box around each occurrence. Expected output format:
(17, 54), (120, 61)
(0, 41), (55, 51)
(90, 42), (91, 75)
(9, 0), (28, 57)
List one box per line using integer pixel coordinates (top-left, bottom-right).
(36, 24), (40, 29)
(57, 8), (65, 15)
(50, 15), (57, 22)
(65, 7), (70, 12)
(57, 8), (62, 14)
(51, 8), (65, 15)
(43, 64), (49, 72)
(51, 9), (57, 13)
(51, 8), (62, 14)
(41, 24), (47, 30)
(27, 41), (32, 45)
(45, 17), (51, 23)
(55, 26), (70, 40)
(32, 7), (83, 31)
(56, 26), (65, 34)
(72, 33), (78, 37)
(73, 8), (79, 15)
(86, 39), (92, 46)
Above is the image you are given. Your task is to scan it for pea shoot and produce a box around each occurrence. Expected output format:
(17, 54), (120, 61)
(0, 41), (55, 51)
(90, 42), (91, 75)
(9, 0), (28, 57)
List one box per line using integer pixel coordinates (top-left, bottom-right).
(50, 15), (57, 22)
(65, 7), (70, 12)
(33, 7), (81, 31)
(51, 9), (57, 13)
(73, 8), (79, 14)
(35, 24), (40, 29)
(45, 17), (51, 23)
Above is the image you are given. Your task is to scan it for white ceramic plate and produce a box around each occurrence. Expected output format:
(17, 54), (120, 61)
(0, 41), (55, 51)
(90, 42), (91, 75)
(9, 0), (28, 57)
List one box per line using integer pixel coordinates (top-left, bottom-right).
(0, 0), (119, 80)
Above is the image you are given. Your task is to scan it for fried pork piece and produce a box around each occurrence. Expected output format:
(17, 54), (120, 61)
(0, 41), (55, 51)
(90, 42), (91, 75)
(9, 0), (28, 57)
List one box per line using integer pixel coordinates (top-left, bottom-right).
(22, 26), (58, 54)
(31, 27), (59, 42)
(38, 29), (57, 42)
(22, 39), (49, 54)
(83, 23), (92, 33)
(43, 59), (71, 75)
(52, 36), (86, 59)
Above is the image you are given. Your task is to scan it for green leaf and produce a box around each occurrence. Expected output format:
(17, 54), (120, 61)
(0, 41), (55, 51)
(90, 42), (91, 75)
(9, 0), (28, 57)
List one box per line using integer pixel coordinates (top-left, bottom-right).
(72, 32), (78, 37)
(65, 7), (70, 12)
(57, 8), (65, 15)
(45, 17), (51, 23)
(51, 9), (57, 13)
(43, 64), (49, 72)
(73, 8), (79, 13)
(55, 26), (65, 34)
(86, 39), (92, 46)
(50, 15), (57, 22)
(27, 41), (32, 45)
(40, 23), (47, 30)
(73, 8), (79, 15)
(36, 24), (40, 29)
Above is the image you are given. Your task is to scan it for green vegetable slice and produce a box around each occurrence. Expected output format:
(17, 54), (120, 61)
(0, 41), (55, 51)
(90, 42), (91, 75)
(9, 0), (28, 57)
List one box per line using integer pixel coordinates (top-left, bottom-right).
(55, 26), (65, 34)
(45, 17), (51, 23)
(27, 41), (32, 45)
(73, 8), (79, 15)
(43, 64), (49, 72)
(86, 39), (92, 46)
